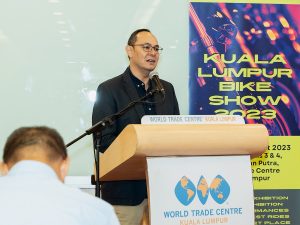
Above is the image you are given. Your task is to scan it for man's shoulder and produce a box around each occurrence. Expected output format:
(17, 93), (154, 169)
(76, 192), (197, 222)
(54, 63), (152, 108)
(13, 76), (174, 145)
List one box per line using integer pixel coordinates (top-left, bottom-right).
(0, 178), (118, 224)
(99, 68), (129, 88)
(101, 74), (123, 87)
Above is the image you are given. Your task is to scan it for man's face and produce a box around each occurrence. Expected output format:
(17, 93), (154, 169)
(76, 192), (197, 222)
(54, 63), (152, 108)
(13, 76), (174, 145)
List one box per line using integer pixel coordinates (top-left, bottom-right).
(127, 31), (160, 75)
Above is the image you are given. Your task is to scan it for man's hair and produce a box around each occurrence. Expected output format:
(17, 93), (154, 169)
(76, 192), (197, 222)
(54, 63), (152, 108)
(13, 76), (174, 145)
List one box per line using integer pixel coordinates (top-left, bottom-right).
(3, 126), (67, 163)
(127, 28), (151, 46)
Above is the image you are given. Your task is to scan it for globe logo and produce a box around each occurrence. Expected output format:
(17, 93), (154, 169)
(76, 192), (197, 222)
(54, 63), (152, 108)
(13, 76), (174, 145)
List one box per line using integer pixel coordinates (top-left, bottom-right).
(175, 175), (230, 206)
(174, 176), (196, 206)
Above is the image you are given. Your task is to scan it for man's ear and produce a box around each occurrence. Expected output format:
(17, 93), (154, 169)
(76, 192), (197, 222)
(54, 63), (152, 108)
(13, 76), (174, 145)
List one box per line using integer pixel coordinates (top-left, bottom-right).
(126, 45), (133, 59)
(59, 157), (70, 182)
(0, 161), (9, 176)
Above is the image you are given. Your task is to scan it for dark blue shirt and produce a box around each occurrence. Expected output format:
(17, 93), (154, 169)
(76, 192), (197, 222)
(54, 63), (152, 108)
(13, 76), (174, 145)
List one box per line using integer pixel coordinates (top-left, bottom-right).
(129, 70), (157, 115)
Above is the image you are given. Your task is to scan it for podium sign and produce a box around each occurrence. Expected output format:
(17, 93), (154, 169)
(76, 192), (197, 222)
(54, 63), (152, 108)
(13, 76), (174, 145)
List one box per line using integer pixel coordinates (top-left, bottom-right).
(147, 156), (254, 225)
(141, 115), (245, 125)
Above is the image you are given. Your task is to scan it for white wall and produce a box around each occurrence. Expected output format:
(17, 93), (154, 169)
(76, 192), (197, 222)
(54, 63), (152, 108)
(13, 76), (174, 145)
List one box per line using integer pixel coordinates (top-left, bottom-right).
(0, 0), (188, 175)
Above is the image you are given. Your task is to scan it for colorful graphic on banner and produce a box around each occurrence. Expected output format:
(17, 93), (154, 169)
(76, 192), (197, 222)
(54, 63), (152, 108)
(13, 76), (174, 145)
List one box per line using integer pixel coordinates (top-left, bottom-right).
(189, 2), (300, 136)
(189, 2), (300, 224)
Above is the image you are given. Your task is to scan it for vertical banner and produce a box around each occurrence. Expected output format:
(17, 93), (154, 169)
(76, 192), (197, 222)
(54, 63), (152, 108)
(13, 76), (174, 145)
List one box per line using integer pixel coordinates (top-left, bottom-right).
(189, 1), (300, 224)
(147, 156), (254, 225)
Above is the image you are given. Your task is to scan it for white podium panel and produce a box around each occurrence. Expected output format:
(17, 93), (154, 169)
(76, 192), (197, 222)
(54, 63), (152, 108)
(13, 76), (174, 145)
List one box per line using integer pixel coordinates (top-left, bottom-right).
(147, 156), (254, 225)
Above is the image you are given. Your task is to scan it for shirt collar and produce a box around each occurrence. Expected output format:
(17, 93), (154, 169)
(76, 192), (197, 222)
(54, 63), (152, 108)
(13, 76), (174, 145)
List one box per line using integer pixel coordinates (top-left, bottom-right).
(129, 69), (146, 88)
(128, 68), (154, 90)
(8, 160), (58, 179)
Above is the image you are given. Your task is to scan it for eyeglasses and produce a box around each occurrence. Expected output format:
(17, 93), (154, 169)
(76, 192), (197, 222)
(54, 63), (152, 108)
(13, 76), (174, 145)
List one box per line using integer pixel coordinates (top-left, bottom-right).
(131, 44), (163, 53)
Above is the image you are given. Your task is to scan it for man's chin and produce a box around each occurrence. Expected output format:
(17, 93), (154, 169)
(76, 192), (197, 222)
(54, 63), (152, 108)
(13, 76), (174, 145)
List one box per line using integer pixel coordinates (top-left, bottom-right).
(145, 65), (157, 72)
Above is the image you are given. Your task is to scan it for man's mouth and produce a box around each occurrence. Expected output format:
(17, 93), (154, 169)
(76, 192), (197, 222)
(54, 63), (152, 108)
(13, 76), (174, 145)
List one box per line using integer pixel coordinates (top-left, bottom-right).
(146, 59), (156, 63)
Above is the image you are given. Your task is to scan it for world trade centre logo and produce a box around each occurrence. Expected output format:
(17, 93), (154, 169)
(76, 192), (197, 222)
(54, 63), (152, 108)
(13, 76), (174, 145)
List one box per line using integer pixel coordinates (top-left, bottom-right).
(175, 175), (230, 206)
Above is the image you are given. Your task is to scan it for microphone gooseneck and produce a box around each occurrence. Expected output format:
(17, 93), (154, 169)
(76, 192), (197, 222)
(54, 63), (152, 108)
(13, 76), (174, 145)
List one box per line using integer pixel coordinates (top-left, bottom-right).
(150, 71), (165, 95)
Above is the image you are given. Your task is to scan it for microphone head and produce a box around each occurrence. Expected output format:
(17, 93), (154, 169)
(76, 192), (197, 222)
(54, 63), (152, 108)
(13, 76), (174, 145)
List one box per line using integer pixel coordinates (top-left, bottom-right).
(149, 71), (159, 79)
(149, 71), (165, 96)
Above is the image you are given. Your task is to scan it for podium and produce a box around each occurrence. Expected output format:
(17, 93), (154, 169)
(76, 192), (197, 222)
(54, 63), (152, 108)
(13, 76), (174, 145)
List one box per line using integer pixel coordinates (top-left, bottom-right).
(99, 123), (268, 225)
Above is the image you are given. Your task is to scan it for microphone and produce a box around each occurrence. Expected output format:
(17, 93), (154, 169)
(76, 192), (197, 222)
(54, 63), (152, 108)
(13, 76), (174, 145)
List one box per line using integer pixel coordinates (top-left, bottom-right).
(150, 71), (165, 95)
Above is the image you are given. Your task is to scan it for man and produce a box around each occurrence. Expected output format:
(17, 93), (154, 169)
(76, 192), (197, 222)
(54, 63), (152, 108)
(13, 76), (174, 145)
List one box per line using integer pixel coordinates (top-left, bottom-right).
(92, 28), (180, 225)
(0, 126), (120, 225)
